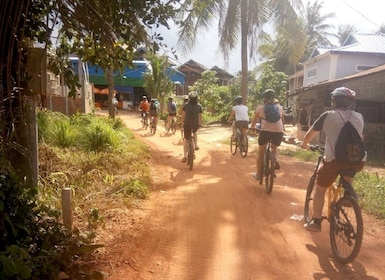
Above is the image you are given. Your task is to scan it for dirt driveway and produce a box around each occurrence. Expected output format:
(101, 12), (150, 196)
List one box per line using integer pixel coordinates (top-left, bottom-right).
(94, 110), (385, 280)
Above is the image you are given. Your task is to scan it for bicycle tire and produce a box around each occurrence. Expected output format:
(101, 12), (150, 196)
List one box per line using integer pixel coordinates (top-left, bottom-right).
(230, 135), (237, 155)
(188, 139), (194, 170)
(240, 135), (248, 157)
(304, 174), (317, 224)
(330, 196), (363, 264)
(265, 150), (274, 194)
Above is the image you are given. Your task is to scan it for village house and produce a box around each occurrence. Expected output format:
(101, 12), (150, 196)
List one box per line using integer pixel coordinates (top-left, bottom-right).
(288, 33), (385, 158)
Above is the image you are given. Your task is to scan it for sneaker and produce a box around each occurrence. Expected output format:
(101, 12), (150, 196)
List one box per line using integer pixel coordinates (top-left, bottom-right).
(195, 146), (200, 151)
(252, 173), (261, 181)
(274, 161), (280, 170)
(181, 157), (187, 163)
(304, 219), (321, 232)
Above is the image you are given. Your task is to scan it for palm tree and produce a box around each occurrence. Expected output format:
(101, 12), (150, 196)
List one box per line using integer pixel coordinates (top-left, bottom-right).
(337, 24), (357, 46)
(176, 0), (302, 102)
(303, 0), (337, 59)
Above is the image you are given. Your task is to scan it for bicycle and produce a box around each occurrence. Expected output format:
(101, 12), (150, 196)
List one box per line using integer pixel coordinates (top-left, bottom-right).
(260, 140), (276, 194)
(185, 129), (195, 171)
(140, 111), (148, 129)
(304, 145), (363, 264)
(149, 115), (157, 134)
(166, 116), (178, 134)
(230, 127), (248, 157)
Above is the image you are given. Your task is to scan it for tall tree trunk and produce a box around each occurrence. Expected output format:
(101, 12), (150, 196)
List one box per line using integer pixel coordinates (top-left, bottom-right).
(240, 0), (249, 104)
(106, 69), (115, 118)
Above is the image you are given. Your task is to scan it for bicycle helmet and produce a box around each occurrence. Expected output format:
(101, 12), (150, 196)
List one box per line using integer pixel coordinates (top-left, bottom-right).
(330, 87), (356, 99)
(262, 89), (275, 99)
(235, 95), (243, 102)
(142, 95), (147, 100)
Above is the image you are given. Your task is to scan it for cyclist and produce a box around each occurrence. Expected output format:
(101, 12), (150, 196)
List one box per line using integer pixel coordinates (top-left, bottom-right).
(139, 95), (149, 124)
(166, 96), (177, 131)
(301, 87), (366, 232)
(250, 89), (284, 181)
(227, 95), (249, 139)
(180, 91), (203, 162)
(149, 98), (160, 127)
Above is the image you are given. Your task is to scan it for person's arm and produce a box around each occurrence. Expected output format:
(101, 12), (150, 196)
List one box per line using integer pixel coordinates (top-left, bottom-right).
(301, 128), (318, 149)
(250, 108), (261, 129)
(227, 109), (235, 123)
(301, 112), (328, 149)
(198, 112), (202, 126)
(181, 110), (186, 124)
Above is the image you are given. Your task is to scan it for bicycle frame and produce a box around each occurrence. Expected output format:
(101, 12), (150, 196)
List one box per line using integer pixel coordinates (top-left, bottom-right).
(262, 141), (275, 193)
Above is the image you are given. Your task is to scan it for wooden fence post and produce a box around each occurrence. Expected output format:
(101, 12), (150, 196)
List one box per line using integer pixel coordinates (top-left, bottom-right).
(62, 187), (73, 230)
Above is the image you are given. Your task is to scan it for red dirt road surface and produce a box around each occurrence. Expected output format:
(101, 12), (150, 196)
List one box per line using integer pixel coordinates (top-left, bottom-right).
(94, 110), (385, 280)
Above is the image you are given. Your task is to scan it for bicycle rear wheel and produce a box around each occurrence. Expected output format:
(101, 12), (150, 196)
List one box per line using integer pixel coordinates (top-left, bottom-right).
(264, 151), (274, 194)
(188, 139), (194, 170)
(240, 135), (248, 157)
(230, 135), (238, 155)
(330, 196), (363, 264)
(304, 174), (317, 224)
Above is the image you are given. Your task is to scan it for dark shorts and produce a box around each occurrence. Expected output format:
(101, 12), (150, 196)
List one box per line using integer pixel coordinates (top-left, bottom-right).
(317, 160), (365, 188)
(258, 131), (283, 146)
(235, 120), (249, 130)
(183, 124), (199, 140)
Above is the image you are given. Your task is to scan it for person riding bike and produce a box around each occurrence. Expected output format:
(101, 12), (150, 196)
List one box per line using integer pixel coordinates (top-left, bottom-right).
(227, 95), (249, 138)
(166, 96), (177, 131)
(139, 95), (149, 119)
(301, 87), (366, 232)
(250, 89), (284, 181)
(149, 98), (160, 126)
(180, 91), (203, 162)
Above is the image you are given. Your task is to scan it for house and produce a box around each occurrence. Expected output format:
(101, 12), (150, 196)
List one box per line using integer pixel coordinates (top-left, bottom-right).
(71, 58), (185, 109)
(287, 33), (385, 157)
(177, 59), (234, 94)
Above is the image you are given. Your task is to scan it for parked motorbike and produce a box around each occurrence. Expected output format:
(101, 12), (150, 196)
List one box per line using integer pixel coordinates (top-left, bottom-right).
(283, 106), (296, 126)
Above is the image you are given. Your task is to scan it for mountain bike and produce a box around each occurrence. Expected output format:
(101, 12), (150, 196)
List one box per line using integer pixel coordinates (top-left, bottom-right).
(166, 116), (177, 134)
(260, 140), (275, 194)
(304, 145), (363, 264)
(230, 127), (248, 157)
(140, 111), (148, 129)
(149, 115), (157, 134)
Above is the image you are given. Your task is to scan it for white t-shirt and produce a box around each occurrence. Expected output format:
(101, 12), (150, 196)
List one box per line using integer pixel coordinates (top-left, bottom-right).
(232, 104), (249, 122)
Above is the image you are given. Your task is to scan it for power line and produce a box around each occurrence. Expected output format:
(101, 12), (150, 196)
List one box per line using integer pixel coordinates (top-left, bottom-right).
(339, 0), (381, 29)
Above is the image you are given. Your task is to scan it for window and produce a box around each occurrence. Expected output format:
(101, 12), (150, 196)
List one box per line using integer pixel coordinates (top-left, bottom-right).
(307, 68), (317, 78)
(356, 65), (375, 72)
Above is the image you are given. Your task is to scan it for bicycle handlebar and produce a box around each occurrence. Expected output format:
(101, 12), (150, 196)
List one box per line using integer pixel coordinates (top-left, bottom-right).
(309, 144), (324, 153)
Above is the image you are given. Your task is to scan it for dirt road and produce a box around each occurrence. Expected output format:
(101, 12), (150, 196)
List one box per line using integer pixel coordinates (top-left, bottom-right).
(94, 110), (385, 280)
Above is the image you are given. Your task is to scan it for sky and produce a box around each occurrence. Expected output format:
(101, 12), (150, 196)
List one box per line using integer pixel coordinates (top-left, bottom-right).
(160, 0), (384, 75)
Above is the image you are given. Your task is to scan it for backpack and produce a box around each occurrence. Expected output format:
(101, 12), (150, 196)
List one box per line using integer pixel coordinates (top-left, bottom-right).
(170, 102), (176, 112)
(264, 104), (281, 123)
(334, 111), (365, 164)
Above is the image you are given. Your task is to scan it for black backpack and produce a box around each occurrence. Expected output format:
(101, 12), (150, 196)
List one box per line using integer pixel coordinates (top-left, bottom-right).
(334, 111), (365, 164)
(264, 104), (281, 123)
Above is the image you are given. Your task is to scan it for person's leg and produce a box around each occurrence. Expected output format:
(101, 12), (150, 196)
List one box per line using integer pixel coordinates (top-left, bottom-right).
(193, 130), (199, 150)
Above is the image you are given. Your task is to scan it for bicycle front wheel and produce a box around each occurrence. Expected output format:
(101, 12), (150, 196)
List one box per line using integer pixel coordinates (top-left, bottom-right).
(304, 174), (317, 224)
(230, 135), (238, 155)
(240, 136), (248, 157)
(330, 196), (363, 264)
(264, 151), (274, 194)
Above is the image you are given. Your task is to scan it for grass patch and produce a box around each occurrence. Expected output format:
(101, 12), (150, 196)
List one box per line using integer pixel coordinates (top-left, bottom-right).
(38, 111), (151, 230)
